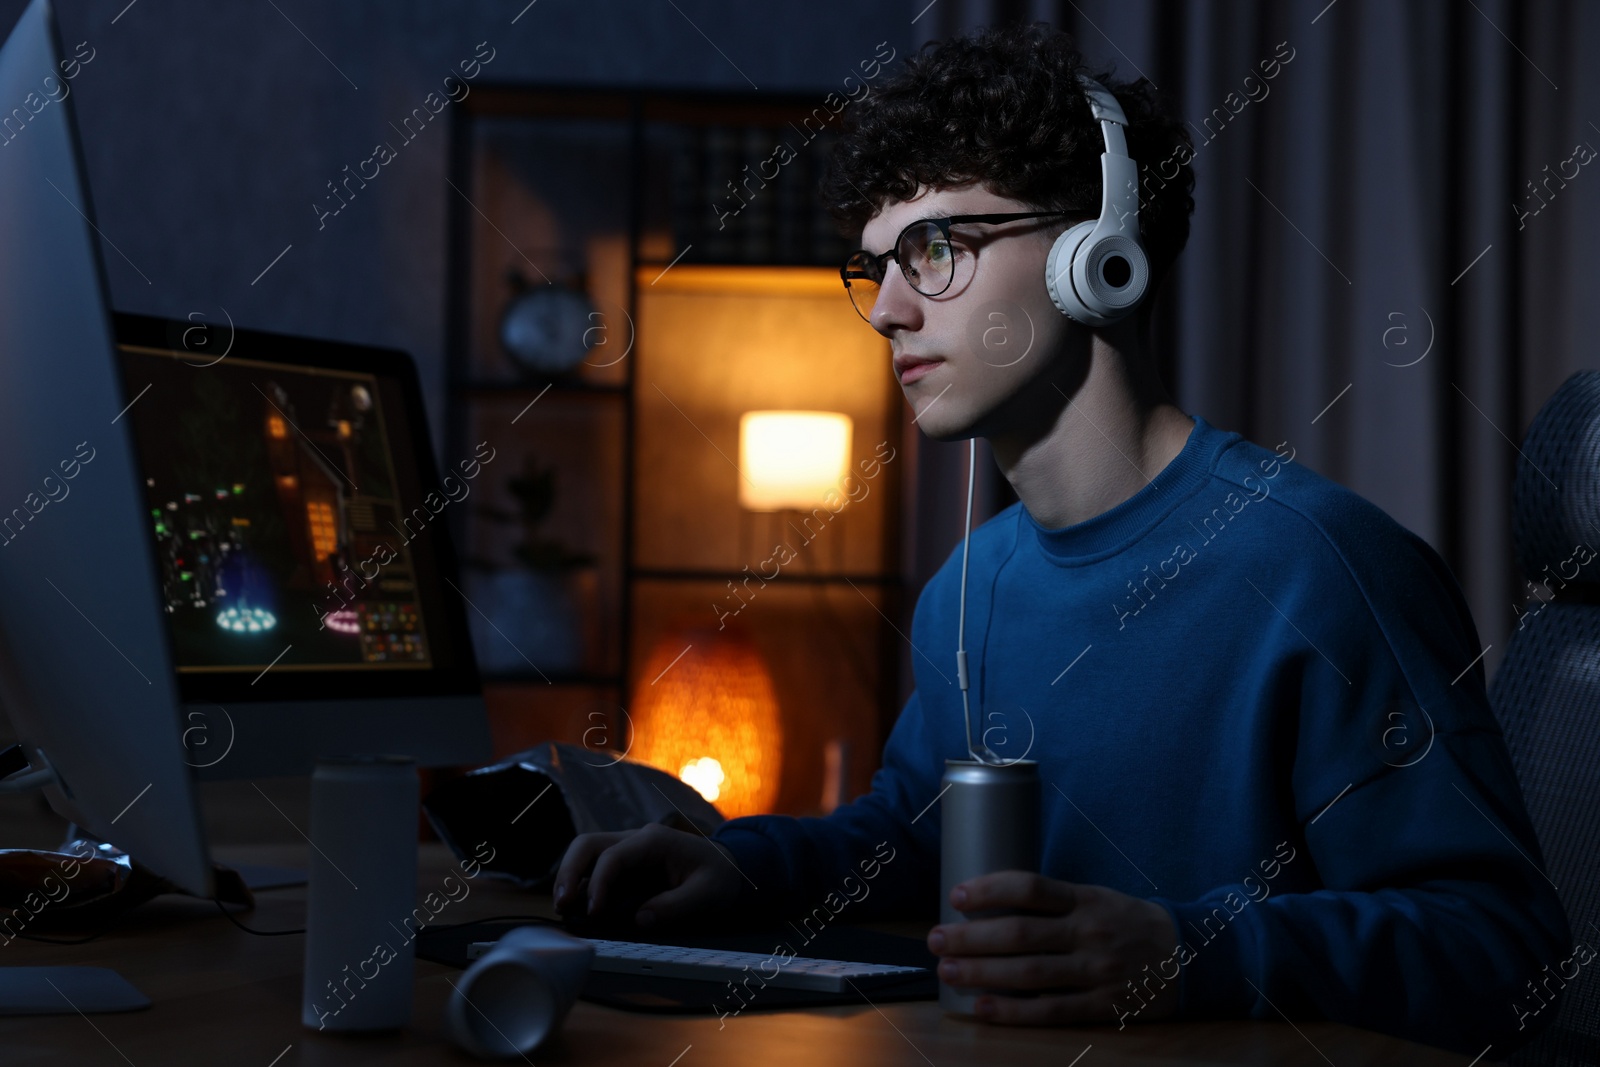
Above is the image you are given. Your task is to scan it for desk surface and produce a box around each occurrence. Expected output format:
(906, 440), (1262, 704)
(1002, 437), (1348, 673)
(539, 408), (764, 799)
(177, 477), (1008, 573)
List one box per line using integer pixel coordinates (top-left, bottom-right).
(1, 843), (1476, 1066)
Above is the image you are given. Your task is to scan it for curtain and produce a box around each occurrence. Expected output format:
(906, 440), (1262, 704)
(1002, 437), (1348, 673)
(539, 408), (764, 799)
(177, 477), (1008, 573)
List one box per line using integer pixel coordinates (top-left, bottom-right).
(900, 0), (1600, 685)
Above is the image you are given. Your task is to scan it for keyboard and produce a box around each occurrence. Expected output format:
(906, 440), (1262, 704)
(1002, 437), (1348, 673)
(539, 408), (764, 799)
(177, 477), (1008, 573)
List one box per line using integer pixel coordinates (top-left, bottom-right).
(467, 937), (931, 993)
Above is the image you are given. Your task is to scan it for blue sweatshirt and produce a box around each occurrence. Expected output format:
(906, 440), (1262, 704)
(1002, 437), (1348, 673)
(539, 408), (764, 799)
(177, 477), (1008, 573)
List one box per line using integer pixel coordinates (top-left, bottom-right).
(710, 414), (1571, 1055)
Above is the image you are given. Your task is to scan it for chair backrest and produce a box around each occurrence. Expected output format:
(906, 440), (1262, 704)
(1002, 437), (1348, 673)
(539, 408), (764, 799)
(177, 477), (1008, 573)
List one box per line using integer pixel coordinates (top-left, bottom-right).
(1489, 371), (1600, 1067)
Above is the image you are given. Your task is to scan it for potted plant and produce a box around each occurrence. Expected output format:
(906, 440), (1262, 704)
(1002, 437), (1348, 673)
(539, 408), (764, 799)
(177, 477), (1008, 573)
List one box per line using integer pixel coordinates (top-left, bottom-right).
(465, 453), (595, 675)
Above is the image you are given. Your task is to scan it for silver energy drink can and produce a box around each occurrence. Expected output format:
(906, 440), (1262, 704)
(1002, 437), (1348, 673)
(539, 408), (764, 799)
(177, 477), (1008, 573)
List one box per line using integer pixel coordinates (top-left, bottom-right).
(939, 758), (1040, 1016)
(301, 755), (419, 1032)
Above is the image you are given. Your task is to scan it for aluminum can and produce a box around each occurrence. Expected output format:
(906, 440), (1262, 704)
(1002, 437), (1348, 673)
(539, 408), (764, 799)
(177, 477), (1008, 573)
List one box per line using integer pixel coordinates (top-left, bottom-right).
(301, 755), (418, 1031)
(939, 758), (1040, 1016)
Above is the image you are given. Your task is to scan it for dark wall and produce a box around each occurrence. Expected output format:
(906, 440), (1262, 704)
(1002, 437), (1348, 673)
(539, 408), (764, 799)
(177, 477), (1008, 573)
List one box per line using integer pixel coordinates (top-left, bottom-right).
(0, 0), (915, 450)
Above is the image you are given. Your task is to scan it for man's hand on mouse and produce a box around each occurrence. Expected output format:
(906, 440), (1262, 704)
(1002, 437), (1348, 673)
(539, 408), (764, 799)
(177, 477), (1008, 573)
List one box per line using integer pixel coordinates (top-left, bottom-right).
(553, 822), (745, 930)
(927, 871), (1181, 1025)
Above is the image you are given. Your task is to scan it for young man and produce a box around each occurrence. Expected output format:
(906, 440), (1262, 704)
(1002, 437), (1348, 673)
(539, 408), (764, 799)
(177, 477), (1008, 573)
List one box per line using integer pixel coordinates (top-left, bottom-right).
(555, 24), (1569, 1055)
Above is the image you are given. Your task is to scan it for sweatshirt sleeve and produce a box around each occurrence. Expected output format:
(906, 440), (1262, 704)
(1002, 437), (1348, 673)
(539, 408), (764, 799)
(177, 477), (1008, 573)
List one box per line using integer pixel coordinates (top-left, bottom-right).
(1151, 522), (1573, 1057)
(709, 689), (943, 925)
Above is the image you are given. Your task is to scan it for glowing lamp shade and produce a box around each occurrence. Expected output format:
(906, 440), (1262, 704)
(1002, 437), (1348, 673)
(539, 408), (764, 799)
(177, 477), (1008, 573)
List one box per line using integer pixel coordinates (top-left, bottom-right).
(628, 629), (783, 818)
(738, 411), (852, 511)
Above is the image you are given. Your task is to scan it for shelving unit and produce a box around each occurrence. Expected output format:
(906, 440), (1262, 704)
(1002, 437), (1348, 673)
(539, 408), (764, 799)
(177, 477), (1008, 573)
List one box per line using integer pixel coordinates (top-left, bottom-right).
(441, 85), (903, 814)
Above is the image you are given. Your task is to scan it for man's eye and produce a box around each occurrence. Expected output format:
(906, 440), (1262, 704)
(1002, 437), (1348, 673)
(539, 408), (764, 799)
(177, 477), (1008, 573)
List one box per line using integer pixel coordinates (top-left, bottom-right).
(926, 240), (953, 263)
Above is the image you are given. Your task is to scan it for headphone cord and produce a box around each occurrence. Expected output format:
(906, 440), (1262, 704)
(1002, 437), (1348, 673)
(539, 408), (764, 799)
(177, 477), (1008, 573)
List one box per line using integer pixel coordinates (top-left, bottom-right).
(957, 436), (993, 763)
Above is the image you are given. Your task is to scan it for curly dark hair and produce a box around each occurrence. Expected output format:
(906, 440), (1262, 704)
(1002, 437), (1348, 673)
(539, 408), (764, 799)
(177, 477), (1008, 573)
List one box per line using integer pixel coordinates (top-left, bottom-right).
(821, 23), (1195, 313)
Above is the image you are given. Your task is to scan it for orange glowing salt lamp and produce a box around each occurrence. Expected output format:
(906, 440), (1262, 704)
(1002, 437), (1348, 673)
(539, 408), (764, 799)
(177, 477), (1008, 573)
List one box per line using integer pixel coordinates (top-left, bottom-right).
(628, 627), (783, 818)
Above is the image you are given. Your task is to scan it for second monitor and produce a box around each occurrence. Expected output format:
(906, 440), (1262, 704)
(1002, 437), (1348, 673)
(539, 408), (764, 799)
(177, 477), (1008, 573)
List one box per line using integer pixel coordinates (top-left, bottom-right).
(113, 312), (491, 780)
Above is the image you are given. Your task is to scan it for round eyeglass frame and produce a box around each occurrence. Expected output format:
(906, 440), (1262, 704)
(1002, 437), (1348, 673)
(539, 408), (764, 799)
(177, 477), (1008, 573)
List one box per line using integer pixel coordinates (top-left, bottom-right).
(839, 211), (1072, 322)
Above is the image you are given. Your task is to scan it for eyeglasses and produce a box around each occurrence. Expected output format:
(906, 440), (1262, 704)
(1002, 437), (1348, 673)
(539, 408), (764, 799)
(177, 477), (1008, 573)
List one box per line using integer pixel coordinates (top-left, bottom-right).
(839, 211), (1071, 323)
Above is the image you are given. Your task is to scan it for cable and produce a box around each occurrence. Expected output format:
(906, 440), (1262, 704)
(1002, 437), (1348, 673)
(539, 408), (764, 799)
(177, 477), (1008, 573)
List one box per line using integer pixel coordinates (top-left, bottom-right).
(19, 904), (555, 945)
(211, 897), (560, 940)
(957, 437), (999, 764)
(21, 907), (291, 942)
(14, 926), (111, 945)
(416, 914), (560, 934)
(213, 897), (304, 936)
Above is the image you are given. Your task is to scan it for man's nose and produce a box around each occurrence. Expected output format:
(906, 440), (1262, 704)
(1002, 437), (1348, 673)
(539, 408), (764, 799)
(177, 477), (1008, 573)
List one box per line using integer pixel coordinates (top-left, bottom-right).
(871, 268), (924, 335)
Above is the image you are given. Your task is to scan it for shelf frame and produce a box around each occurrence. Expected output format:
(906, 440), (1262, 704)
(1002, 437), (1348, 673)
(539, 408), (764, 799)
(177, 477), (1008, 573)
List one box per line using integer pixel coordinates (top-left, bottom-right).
(442, 83), (908, 763)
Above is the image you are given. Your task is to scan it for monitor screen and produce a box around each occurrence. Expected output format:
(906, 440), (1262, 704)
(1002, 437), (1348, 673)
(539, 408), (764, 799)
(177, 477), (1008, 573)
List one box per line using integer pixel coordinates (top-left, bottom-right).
(113, 313), (482, 707)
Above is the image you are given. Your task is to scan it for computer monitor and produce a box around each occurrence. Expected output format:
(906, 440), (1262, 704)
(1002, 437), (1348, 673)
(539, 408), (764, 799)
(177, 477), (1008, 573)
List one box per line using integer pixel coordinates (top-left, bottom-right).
(113, 312), (493, 782)
(0, 0), (489, 906)
(0, 0), (215, 897)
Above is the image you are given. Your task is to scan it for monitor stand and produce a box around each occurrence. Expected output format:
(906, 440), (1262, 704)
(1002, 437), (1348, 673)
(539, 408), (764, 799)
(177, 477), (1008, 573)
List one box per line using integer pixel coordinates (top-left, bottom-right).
(0, 967), (149, 1015)
(0, 754), (332, 1015)
(232, 863), (309, 890)
(0, 756), (152, 1015)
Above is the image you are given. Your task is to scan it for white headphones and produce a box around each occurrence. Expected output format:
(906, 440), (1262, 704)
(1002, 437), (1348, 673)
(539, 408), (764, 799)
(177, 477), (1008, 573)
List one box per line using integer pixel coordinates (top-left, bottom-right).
(1043, 75), (1150, 326)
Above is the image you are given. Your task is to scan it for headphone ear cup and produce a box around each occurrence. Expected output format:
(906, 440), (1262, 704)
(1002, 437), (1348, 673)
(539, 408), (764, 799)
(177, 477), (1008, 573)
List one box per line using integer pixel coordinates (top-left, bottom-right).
(1046, 223), (1151, 326)
(1078, 233), (1149, 323)
(1045, 221), (1096, 322)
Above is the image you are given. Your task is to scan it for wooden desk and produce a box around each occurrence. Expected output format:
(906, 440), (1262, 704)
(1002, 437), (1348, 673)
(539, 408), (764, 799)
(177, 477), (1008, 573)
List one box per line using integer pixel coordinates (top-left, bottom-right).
(1, 843), (1475, 1065)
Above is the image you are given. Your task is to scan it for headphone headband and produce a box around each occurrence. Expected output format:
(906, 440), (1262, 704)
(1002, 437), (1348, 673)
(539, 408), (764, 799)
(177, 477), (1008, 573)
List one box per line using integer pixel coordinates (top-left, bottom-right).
(1044, 75), (1150, 326)
(1077, 74), (1129, 127)
(1076, 74), (1139, 248)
